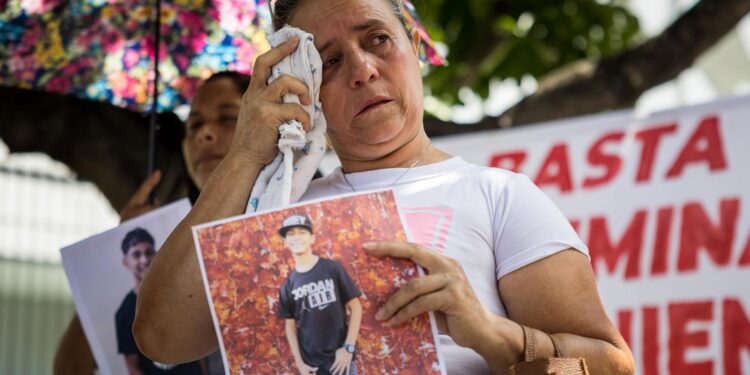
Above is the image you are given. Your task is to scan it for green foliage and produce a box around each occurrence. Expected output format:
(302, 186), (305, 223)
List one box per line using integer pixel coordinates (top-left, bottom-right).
(413, 0), (642, 104)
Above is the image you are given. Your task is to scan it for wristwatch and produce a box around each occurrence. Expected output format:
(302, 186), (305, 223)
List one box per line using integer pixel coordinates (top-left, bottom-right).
(343, 343), (356, 354)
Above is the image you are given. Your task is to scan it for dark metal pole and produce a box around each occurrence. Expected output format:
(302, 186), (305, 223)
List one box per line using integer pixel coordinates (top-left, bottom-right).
(147, 0), (162, 202)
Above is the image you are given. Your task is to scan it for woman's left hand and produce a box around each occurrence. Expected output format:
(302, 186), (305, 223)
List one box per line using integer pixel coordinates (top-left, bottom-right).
(364, 241), (495, 351)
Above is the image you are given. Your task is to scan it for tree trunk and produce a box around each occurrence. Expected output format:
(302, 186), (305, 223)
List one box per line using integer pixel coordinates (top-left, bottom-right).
(0, 87), (188, 211)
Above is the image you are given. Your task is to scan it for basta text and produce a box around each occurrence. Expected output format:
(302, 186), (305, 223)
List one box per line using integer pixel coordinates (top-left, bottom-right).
(489, 115), (727, 193)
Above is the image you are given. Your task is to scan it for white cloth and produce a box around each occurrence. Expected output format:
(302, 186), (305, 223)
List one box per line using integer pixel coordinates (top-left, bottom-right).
(301, 157), (589, 374)
(246, 26), (328, 213)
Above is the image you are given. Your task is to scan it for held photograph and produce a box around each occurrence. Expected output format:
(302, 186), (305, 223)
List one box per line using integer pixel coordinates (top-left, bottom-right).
(193, 190), (445, 375)
(61, 199), (196, 375)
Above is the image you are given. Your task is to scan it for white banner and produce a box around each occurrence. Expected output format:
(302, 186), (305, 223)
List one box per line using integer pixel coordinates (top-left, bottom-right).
(433, 96), (750, 375)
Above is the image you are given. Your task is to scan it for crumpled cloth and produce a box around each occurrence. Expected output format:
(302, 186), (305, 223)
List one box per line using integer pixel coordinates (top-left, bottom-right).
(245, 26), (327, 213)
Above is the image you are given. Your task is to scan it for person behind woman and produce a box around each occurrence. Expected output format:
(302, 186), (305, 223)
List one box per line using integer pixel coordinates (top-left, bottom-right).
(53, 71), (251, 375)
(134, 1), (635, 373)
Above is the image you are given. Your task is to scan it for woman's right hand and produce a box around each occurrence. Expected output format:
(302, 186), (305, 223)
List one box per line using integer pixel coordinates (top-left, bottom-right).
(119, 171), (162, 223)
(232, 37), (312, 167)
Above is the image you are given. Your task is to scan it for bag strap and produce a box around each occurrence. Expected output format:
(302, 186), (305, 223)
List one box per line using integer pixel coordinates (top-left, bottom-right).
(521, 325), (537, 362)
(549, 333), (568, 358)
(521, 325), (568, 360)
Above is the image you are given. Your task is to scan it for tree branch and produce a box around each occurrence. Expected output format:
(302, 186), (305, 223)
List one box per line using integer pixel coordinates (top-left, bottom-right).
(424, 0), (750, 137)
(0, 87), (188, 210)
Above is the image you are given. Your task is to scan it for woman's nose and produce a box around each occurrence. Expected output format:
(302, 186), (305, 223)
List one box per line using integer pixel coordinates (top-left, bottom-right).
(348, 51), (379, 89)
(196, 122), (218, 144)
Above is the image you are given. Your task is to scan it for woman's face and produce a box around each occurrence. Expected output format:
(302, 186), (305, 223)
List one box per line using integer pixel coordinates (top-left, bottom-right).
(182, 78), (242, 189)
(289, 0), (424, 162)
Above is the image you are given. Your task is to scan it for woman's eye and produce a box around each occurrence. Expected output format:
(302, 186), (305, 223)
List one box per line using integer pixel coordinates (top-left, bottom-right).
(323, 57), (340, 68)
(373, 34), (390, 45)
(187, 121), (202, 132)
(220, 116), (238, 124)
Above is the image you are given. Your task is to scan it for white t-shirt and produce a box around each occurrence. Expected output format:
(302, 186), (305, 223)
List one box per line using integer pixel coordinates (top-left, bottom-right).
(302, 156), (588, 374)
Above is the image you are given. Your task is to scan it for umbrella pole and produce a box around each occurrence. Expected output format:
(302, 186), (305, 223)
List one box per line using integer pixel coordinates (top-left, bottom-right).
(147, 0), (162, 203)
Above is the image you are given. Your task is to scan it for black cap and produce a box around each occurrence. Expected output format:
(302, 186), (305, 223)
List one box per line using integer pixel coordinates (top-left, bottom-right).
(278, 214), (313, 237)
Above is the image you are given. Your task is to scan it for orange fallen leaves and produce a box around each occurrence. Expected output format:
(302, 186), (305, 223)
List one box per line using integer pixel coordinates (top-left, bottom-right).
(196, 191), (441, 374)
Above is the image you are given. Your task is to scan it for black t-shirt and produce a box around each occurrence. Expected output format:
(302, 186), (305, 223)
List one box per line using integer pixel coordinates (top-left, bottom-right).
(278, 258), (362, 373)
(115, 290), (203, 375)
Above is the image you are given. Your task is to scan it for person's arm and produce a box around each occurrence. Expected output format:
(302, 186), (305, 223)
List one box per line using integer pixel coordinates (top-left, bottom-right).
(366, 242), (634, 375)
(53, 315), (96, 375)
(491, 249), (633, 373)
(330, 298), (362, 375)
(123, 354), (145, 375)
(133, 37), (313, 364)
(344, 298), (362, 347)
(285, 319), (318, 374)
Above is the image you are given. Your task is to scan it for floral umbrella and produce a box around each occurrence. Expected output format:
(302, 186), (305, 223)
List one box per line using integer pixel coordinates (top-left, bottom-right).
(0, 0), (273, 112)
(0, 0), (444, 113)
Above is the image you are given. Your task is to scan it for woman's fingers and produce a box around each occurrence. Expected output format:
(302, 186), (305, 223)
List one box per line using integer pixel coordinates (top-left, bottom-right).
(127, 170), (162, 206)
(375, 274), (450, 322)
(386, 292), (447, 326)
(265, 74), (312, 106)
(364, 241), (446, 272)
(278, 103), (312, 131)
(120, 171), (162, 222)
(251, 37), (300, 87)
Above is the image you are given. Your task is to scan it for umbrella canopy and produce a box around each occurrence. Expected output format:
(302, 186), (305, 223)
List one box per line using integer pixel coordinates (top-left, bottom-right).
(0, 0), (444, 113)
(1, 0), (272, 112)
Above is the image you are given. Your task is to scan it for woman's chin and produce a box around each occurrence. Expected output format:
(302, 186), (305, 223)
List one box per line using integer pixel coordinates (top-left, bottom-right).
(354, 126), (405, 147)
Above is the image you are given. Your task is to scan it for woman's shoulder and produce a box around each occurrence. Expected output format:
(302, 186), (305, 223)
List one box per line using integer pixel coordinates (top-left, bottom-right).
(453, 159), (524, 188)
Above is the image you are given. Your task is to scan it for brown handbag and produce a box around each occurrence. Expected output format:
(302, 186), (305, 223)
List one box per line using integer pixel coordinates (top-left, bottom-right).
(509, 325), (590, 375)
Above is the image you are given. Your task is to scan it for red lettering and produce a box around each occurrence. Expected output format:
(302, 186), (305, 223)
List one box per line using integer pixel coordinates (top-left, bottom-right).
(651, 207), (674, 276)
(569, 219), (580, 234)
(588, 211), (647, 279)
(678, 198), (739, 272)
(583, 131), (625, 188)
(739, 232), (750, 266)
(643, 306), (660, 375)
(488, 151), (526, 172)
(635, 123), (677, 183)
(533, 143), (573, 193)
(669, 301), (713, 374)
(617, 309), (633, 347)
(723, 299), (750, 375)
(666, 115), (728, 178)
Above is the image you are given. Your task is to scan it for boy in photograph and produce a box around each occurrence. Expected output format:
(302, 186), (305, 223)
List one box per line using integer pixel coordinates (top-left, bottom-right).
(115, 228), (203, 375)
(277, 215), (363, 375)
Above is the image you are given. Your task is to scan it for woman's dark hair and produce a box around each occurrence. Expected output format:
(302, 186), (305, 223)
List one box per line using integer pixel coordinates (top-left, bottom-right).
(185, 71), (252, 203)
(270, 0), (412, 40)
(204, 71), (251, 96)
(121, 227), (155, 255)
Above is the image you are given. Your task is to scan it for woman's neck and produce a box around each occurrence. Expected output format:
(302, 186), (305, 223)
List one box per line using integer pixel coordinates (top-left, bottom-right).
(339, 133), (451, 173)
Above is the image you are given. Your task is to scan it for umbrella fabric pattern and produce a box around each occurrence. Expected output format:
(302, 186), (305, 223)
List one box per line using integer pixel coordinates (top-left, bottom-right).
(0, 0), (271, 112)
(0, 0), (443, 112)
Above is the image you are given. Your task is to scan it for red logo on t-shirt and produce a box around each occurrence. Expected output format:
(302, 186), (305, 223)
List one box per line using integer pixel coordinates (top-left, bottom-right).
(402, 207), (453, 254)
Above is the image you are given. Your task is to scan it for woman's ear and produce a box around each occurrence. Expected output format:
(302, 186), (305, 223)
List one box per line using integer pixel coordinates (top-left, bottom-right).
(410, 28), (421, 55)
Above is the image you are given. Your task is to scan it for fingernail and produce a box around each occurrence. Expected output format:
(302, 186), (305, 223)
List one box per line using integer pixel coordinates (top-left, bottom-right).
(363, 242), (376, 250)
(375, 308), (385, 320)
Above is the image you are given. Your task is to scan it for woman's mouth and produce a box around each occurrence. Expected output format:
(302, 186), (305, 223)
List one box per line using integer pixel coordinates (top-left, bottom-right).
(195, 154), (223, 168)
(355, 97), (394, 117)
